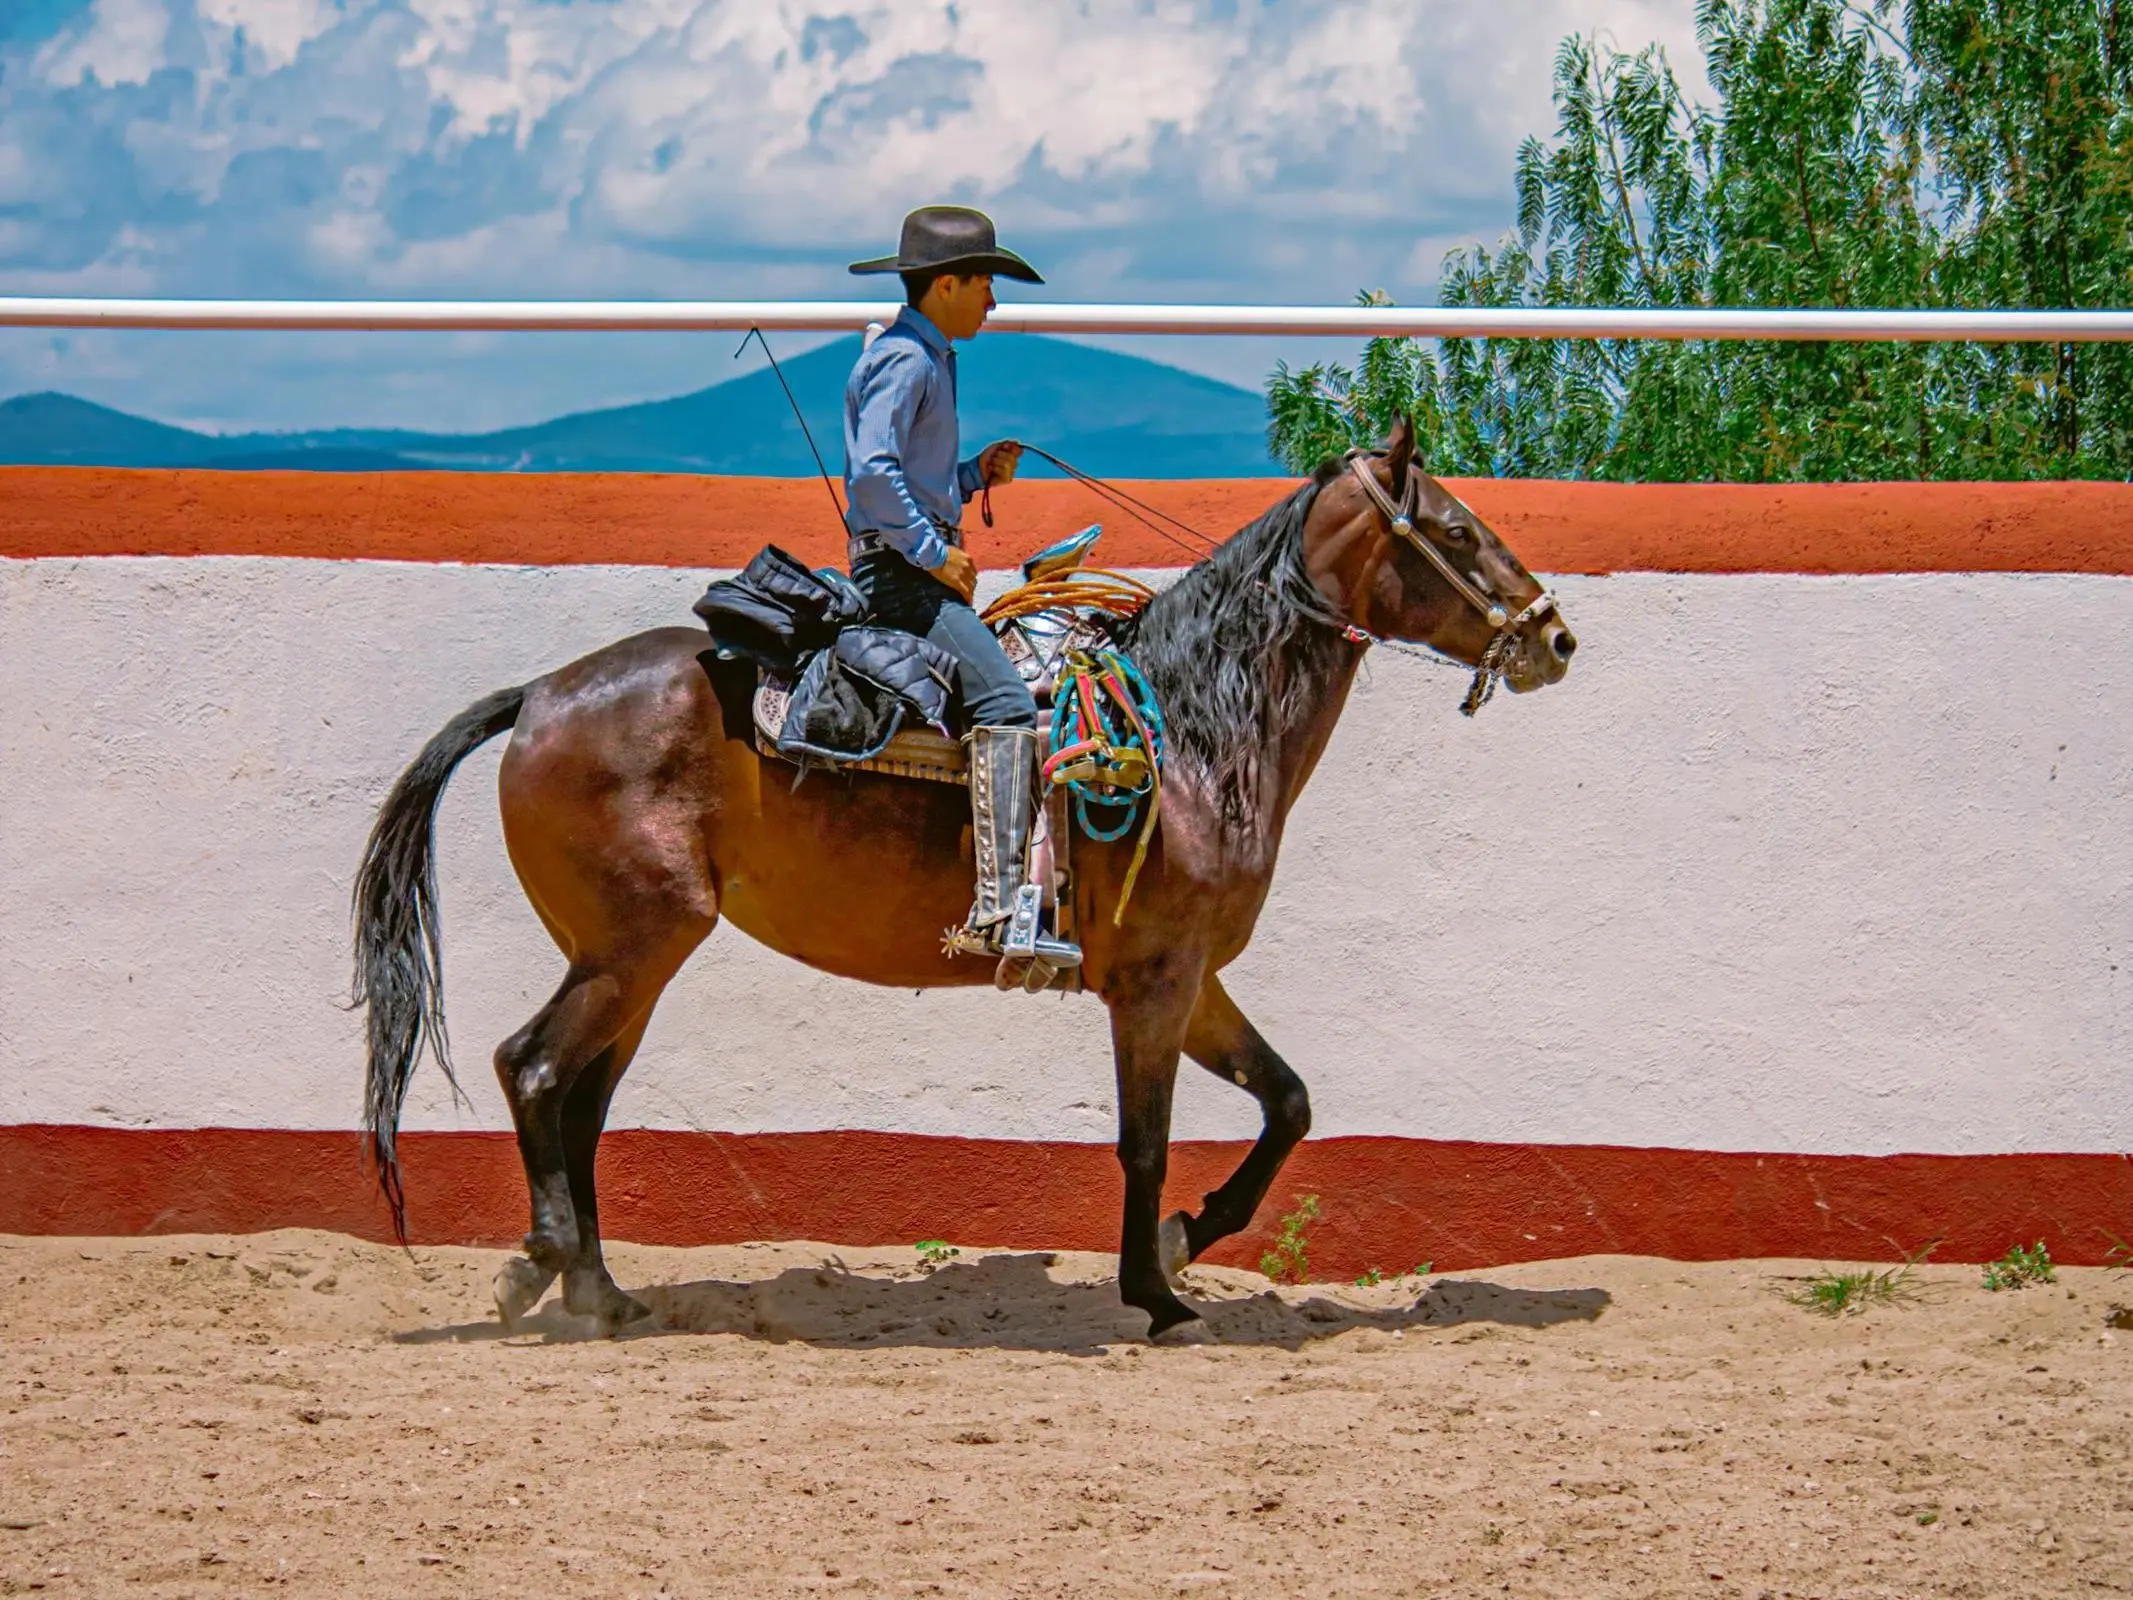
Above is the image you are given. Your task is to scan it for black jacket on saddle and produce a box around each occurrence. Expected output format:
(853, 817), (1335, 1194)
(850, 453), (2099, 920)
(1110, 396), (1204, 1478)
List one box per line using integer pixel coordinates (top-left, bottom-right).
(692, 544), (957, 764)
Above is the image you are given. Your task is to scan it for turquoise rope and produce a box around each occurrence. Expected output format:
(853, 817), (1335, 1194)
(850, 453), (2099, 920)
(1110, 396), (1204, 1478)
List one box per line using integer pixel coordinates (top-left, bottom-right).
(1047, 649), (1165, 845)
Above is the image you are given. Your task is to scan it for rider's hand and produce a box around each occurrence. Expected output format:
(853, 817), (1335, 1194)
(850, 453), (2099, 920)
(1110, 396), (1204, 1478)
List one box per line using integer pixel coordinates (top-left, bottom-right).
(933, 546), (980, 605)
(976, 439), (1022, 488)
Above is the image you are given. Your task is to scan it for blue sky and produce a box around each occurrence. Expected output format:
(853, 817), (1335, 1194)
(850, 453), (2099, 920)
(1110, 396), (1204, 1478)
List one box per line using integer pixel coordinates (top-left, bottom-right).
(0, 0), (1704, 432)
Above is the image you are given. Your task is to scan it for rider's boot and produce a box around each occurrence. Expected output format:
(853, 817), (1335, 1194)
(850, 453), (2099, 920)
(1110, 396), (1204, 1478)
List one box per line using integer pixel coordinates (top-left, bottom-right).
(946, 725), (1082, 974)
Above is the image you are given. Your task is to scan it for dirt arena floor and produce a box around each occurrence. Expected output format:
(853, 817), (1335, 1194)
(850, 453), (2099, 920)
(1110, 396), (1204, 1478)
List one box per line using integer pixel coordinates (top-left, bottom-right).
(1, 1231), (2127, 1598)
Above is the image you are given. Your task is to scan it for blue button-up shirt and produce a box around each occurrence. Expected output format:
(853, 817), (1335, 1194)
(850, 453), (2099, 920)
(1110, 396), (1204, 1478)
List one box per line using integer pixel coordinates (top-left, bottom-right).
(842, 307), (984, 572)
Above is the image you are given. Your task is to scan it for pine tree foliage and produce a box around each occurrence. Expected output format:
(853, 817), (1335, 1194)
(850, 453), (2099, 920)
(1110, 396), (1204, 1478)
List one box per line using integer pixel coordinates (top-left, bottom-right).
(1266, 0), (2133, 480)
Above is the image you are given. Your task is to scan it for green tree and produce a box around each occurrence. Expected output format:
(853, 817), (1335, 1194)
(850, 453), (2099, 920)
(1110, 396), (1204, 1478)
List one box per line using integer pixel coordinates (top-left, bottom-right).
(1266, 0), (2133, 481)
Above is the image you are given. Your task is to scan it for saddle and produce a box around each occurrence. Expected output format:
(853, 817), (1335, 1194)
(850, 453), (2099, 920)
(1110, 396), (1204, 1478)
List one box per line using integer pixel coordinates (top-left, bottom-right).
(747, 524), (1122, 787)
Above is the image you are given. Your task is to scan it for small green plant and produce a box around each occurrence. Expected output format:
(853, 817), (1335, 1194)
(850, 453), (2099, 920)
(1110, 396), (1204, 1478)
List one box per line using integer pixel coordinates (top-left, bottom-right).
(2103, 1233), (2131, 1271)
(1259, 1194), (1321, 1284)
(915, 1240), (960, 1266)
(1917, 1510), (1940, 1526)
(1783, 1244), (1934, 1317)
(1481, 1523), (1505, 1546)
(1982, 1240), (2055, 1292)
(1357, 1261), (1434, 1286)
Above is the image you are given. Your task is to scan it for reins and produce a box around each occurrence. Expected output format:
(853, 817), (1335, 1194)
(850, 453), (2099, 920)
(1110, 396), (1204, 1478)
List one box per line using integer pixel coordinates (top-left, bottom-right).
(979, 443), (1219, 566)
(996, 443), (1555, 718)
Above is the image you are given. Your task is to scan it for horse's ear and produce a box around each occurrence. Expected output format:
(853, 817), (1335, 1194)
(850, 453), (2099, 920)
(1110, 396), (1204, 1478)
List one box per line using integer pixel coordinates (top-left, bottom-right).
(1384, 414), (1416, 496)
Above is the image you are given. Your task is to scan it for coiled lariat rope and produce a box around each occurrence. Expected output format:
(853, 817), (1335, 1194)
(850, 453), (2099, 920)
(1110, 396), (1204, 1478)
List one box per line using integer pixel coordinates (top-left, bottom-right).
(981, 568), (1166, 926)
(977, 568), (1155, 628)
(1045, 648), (1166, 926)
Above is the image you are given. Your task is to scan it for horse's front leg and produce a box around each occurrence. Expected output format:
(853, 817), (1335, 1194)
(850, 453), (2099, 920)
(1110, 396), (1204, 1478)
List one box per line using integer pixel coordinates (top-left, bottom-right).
(1105, 953), (1205, 1339)
(1171, 970), (1312, 1271)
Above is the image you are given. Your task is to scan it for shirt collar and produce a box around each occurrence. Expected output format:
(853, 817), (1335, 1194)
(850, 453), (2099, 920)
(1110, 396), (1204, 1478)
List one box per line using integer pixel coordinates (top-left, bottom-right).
(894, 305), (952, 359)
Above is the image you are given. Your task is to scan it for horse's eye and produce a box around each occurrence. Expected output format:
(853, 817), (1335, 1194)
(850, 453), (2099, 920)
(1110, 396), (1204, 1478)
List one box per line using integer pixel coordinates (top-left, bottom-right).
(1444, 523), (1471, 541)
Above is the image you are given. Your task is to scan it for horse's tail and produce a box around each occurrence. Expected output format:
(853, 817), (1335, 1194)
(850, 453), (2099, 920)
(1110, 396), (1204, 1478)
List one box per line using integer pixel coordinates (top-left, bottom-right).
(351, 684), (526, 1243)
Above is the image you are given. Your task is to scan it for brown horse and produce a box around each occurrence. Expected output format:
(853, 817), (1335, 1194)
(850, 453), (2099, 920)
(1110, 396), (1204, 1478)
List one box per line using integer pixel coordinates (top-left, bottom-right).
(352, 418), (1577, 1339)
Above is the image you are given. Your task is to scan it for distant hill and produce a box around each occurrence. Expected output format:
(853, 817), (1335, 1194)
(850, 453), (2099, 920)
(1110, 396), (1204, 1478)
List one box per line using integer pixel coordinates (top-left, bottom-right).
(0, 335), (1281, 478)
(0, 393), (225, 468)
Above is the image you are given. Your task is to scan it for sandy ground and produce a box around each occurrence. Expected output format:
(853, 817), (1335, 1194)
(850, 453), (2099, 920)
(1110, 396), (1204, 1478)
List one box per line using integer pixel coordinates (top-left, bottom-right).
(1, 1232), (2127, 1598)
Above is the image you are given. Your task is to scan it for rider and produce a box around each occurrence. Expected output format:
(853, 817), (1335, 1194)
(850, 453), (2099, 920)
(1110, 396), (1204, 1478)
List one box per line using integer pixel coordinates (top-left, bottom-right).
(844, 205), (1080, 972)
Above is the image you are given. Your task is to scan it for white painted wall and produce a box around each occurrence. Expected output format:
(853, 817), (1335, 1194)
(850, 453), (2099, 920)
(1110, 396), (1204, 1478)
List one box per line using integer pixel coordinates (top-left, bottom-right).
(3, 556), (2127, 1155)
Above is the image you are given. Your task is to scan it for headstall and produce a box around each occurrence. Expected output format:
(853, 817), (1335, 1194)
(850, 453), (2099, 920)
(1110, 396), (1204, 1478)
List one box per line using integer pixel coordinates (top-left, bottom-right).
(1341, 451), (1557, 716)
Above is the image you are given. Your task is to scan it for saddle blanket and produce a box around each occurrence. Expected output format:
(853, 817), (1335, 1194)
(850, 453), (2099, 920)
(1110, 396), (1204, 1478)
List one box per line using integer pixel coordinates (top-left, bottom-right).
(752, 591), (1113, 787)
(753, 677), (969, 786)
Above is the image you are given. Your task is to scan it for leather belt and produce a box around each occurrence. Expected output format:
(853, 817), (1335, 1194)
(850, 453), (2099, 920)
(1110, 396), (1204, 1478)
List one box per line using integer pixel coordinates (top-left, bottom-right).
(849, 520), (964, 559)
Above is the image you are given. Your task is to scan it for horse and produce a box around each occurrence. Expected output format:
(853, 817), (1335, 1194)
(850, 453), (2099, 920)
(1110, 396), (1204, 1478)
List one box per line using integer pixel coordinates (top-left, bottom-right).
(351, 417), (1578, 1340)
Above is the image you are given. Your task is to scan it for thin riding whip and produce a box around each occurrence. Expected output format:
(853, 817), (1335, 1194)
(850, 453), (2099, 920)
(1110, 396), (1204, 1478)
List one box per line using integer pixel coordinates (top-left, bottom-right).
(735, 324), (844, 524)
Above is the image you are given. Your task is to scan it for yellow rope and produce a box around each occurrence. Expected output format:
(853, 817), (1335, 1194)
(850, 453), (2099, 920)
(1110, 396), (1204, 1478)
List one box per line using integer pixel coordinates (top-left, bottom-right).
(1113, 765), (1161, 926)
(979, 566), (1155, 626)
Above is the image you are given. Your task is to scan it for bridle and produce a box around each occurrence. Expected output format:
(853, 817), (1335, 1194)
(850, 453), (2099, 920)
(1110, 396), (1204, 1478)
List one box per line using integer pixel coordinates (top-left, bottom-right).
(969, 437), (1558, 719)
(1342, 450), (1558, 717)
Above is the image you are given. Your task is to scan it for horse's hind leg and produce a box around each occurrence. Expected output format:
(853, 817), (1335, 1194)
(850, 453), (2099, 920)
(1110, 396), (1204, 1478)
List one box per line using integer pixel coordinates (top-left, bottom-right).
(493, 923), (707, 1331)
(1172, 971), (1312, 1272)
(555, 1012), (652, 1324)
(492, 964), (637, 1326)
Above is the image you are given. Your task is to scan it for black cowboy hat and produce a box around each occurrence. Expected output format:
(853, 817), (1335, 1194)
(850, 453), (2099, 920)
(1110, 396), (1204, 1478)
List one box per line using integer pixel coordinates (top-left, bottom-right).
(848, 205), (1044, 284)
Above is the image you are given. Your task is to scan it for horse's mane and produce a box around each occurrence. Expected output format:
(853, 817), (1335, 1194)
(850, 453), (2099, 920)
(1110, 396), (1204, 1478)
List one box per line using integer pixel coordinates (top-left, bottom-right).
(1113, 462), (1353, 838)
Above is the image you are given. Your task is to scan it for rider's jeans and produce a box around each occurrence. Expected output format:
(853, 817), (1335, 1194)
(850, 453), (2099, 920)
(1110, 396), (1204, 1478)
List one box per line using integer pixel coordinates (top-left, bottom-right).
(854, 551), (1038, 731)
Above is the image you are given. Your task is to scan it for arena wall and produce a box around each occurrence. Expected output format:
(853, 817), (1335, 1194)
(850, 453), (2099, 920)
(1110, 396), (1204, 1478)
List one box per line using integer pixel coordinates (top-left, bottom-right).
(3, 468), (2129, 1274)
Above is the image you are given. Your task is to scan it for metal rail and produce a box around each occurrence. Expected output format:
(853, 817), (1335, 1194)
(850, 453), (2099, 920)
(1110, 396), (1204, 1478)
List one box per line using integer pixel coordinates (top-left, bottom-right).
(4, 297), (2133, 340)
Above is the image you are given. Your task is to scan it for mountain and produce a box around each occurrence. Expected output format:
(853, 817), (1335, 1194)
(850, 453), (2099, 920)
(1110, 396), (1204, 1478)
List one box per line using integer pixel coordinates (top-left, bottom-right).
(0, 393), (229, 468)
(0, 335), (1281, 477)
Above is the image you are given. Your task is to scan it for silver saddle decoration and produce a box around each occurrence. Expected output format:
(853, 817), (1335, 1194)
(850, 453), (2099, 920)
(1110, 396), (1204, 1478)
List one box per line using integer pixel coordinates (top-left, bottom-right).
(993, 523), (1109, 701)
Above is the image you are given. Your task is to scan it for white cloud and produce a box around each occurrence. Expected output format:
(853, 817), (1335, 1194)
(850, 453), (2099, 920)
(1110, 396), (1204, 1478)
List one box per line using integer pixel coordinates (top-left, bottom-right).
(33, 0), (171, 86)
(0, 0), (1708, 425)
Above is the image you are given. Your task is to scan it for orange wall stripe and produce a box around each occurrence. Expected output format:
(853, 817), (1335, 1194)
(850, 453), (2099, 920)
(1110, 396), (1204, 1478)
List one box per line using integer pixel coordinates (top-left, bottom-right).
(6, 468), (2133, 574)
(4, 1125), (2128, 1271)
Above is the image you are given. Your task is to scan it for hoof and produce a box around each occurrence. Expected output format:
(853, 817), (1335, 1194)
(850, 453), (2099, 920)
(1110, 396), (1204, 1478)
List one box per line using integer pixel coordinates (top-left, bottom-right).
(565, 1275), (653, 1332)
(1140, 1297), (1201, 1342)
(1157, 1211), (1193, 1288)
(1152, 1317), (1219, 1347)
(493, 1257), (555, 1331)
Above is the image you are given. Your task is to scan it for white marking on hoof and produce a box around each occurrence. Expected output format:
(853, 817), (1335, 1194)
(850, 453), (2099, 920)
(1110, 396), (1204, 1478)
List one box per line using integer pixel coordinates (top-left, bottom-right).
(493, 1257), (554, 1331)
(1158, 1211), (1192, 1288)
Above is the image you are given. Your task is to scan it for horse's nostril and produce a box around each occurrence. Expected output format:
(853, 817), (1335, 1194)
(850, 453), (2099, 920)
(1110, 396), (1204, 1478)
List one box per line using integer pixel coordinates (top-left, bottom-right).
(1551, 628), (1578, 661)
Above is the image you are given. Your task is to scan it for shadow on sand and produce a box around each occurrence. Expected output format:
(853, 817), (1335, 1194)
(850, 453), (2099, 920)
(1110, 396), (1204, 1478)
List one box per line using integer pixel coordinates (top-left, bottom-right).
(394, 1252), (1611, 1352)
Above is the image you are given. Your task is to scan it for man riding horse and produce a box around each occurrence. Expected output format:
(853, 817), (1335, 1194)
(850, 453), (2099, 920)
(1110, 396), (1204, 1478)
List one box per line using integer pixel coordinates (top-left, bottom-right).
(352, 208), (1579, 1337)
(843, 205), (1078, 973)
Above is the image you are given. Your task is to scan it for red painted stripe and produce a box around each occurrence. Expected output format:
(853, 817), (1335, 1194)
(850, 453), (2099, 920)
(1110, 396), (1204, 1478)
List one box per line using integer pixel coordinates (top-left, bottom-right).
(4, 468), (2133, 574)
(3, 1125), (2127, 1270)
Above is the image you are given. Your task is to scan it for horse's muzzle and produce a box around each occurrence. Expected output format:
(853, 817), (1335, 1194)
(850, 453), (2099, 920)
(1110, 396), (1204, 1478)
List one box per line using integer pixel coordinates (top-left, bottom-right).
(1507, 617), (1577, 692)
